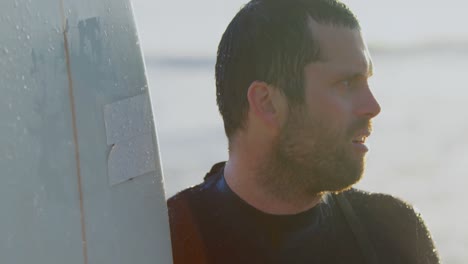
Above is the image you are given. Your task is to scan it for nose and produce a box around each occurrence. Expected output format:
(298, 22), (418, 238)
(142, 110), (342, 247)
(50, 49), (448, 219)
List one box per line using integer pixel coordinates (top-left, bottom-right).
(355, 86), (381, 119)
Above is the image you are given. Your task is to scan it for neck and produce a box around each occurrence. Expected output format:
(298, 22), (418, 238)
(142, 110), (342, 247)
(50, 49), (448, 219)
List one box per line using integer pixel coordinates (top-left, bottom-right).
(224, 150), (323, 215)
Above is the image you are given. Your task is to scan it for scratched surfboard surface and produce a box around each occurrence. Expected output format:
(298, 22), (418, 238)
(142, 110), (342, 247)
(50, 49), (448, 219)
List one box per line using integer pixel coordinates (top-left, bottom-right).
(0, 0), (173, 263)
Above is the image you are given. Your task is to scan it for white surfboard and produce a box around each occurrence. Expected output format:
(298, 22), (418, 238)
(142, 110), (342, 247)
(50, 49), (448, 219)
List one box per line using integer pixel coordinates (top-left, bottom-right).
(0, 0), (173, 263)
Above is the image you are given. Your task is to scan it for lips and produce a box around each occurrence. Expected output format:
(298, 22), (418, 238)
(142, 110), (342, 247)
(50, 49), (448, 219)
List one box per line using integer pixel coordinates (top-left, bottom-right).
(352, 137), (366, 144)
(352, 131), (371, 144)
(351, 130), (371, 153)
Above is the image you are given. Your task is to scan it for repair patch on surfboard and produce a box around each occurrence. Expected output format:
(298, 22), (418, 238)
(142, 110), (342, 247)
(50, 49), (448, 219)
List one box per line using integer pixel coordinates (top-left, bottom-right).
(104, 93), (156, 185)
(104, 93), (153, 145)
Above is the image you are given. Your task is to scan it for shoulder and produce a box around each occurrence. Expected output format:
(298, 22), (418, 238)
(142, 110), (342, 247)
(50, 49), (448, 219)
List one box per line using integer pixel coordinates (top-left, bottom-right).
(342, 188), (424, 238)
(167, 162), (226, 217)
(167, 184), (213, 264)
(343, 188), (417, 216)
(342, 189), (440, 263)
(168, 185), (203, 209)
(166, 163), (227, 264)
(167, 181), (212, 218)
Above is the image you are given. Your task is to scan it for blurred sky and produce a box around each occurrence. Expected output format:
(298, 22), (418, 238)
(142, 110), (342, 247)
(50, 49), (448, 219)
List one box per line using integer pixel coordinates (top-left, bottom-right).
(131, 0), (468, 57)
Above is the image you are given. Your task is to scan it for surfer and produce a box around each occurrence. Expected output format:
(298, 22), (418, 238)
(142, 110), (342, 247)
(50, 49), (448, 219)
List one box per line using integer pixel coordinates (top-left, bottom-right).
(167, 0), (440, 263)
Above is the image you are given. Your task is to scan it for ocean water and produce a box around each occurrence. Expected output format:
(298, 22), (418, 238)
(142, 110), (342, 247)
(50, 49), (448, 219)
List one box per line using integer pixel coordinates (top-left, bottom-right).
(132, 0), (468, 263)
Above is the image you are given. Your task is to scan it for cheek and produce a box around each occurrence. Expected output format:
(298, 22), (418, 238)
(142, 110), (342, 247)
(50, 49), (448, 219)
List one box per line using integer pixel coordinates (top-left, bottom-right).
(305, 90), (352, 131)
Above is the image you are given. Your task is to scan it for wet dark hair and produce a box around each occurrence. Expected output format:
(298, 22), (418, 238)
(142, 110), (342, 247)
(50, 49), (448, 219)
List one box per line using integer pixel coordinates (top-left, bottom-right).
(215, 0), (360, 139)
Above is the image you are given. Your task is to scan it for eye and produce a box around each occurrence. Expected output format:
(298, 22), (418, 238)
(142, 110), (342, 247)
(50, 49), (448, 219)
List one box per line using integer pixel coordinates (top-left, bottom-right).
(337, 78), (353, 90)
(341, 79), (351, 88)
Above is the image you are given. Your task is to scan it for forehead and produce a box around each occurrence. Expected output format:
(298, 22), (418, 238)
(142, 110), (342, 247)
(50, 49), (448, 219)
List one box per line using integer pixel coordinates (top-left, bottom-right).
(308, 19), (373, 75)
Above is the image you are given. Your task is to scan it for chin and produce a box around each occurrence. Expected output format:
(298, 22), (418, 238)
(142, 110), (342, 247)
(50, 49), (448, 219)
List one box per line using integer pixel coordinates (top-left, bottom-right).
(314, 158), (365, 194)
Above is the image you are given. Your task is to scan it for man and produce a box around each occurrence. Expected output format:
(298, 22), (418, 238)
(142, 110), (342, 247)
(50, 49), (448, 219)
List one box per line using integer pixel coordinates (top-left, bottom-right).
(168, 0), (440, 263)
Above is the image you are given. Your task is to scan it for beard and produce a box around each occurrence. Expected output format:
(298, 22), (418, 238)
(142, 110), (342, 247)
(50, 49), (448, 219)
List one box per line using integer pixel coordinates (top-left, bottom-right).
(258, 105), (371, 201)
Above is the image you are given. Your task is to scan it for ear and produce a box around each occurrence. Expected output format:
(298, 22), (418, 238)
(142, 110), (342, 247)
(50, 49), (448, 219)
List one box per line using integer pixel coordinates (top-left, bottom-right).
(247, 81), (287, 129)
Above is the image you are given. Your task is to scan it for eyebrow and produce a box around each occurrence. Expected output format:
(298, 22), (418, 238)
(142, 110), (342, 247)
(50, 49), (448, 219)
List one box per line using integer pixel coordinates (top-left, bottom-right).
(342, 61), (374, 79)
(336, 68), (372, 81)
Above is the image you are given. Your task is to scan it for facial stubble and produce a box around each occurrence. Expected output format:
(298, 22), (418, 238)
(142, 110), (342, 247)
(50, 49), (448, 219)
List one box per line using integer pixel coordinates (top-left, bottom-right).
(259, 106), (368, 202)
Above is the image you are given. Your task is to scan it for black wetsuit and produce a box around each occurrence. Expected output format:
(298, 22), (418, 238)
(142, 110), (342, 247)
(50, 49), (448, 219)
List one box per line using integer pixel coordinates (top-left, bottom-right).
(168, 162), (440, 264)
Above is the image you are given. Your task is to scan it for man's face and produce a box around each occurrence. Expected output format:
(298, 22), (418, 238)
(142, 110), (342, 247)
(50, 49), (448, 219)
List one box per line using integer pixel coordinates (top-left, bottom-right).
(270, 23), (380, 196)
